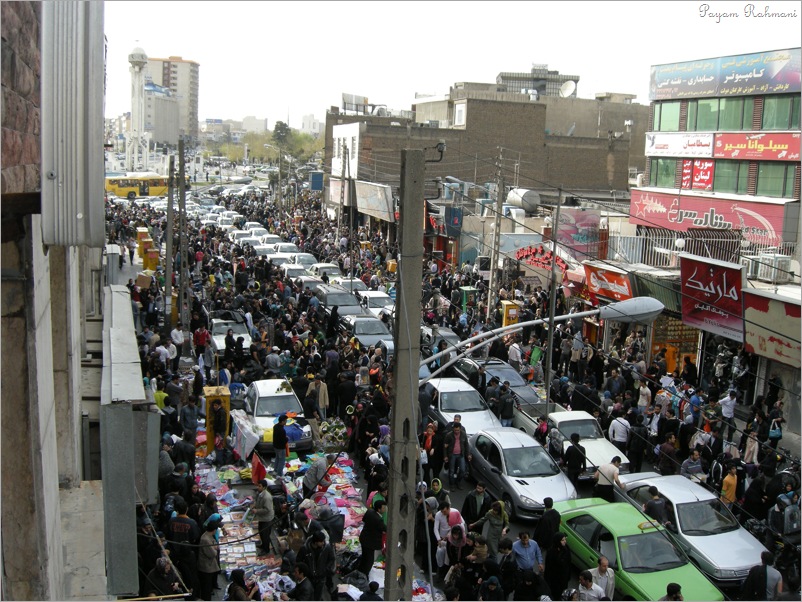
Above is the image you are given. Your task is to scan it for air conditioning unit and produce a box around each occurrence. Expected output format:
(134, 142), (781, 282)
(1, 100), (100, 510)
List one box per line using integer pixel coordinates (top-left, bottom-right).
(757, 254), (791, 284)
(636, 173), (645, 188)
(740, 255), (761, 279)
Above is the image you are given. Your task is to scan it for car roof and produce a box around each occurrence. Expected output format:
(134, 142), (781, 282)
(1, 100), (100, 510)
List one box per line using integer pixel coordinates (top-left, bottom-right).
(358, 291), (392, 298)
(555, 499), (666, 534)
(344, 314), (384, 323)
(426, 377), (480, 392)
(249, 379), (296, 397)
(548, 410), (597, 422)
(474, 427), (541, 449)
(620, 474), (717, 502)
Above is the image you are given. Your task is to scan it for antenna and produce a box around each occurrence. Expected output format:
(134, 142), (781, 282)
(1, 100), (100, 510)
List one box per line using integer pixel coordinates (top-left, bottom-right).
(559, 81), (576, 98)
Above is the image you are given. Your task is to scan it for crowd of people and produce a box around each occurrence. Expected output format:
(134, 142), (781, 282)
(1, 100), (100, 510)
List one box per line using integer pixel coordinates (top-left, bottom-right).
(109, 180), (796, 601)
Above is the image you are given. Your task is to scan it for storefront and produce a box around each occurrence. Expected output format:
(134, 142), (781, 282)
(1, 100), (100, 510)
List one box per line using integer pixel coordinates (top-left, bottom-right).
(583, 261), (643, 355)
(743, 289), (801, 432)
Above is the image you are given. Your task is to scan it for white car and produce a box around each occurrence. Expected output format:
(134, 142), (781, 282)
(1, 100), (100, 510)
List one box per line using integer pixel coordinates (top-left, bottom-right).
(245, 379), (313, 454)
(355, 290), (395, 318)
(331, 277), (367, 292)
(217, 217), (236, 231)
(229, 229), (252, 243)
(209, 316), (252, 357)
(615, 473), (768, 585)
(238, 237), (262, 249)
(308, 262), (343, 279)
(259, 234), (282, 246)
(288, 253), (318, 271)
(281, 264), (307, 279)
(249, 227), (269, 239)
(544, 410), (631, 481)
(243, 221), (263, 231)
(421, 377), (502, 435)
(270, 242), (300, 254)
(252, 245), (276, 257)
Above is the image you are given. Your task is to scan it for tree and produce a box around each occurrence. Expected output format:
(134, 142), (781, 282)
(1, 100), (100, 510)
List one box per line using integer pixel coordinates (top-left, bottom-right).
(272, 121), (291, 146)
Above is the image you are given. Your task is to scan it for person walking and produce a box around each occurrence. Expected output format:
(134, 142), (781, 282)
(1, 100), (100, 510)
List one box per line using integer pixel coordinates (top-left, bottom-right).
(544, 532), (571, 599)
(741, 550), (783, 601)
(469, 500), (509, 561)
(252, 479), (275, 555)
(359, 500), (387, 576)
(296, 530), (336, 600)
(272, 414), (289, 477)
(443, 423), (471, 490)
(564, 433), (587, 489)
(532, 497), (561, 552)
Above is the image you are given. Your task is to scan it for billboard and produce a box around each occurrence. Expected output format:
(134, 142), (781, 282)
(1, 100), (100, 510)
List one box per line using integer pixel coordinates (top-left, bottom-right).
(714, 132), (801, 161)
(645, 132), (714, 157)
(629, 189), (787, 246)
(680, 254), (744, 342)
(583, 262), (634, 301)
(650, 48), (801, 100)
(680, 159), (715, 190)
(743, 290), (801, 368)
(557, 208), (601, 261)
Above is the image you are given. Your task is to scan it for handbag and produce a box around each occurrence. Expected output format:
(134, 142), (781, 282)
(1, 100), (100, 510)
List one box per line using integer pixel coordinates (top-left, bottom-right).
(768, 420), (783, 440)
(419, 448), (428, 465)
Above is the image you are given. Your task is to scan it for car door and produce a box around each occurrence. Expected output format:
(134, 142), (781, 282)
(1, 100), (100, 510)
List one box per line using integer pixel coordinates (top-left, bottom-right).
(452, 358), (475, 384)
(564, 513), (602, 569)
(472, 434), (494, 481)
(485, 441), (506, 496)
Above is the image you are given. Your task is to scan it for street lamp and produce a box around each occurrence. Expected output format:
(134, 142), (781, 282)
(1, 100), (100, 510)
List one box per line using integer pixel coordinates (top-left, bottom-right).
(422, 296), (665, 385)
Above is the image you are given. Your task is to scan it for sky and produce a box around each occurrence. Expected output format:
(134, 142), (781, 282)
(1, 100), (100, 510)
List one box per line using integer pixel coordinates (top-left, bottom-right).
(104, 1), (802, 129)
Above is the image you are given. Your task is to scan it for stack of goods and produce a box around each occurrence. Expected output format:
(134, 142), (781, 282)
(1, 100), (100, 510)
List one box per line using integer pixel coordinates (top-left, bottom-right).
(319, 417), (348, 450)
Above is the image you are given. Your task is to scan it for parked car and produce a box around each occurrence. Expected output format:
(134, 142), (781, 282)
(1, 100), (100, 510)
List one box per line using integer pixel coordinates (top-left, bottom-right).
(339, 315), (391, 349)
(330, 277), (367, 292)
(242, 221), (263, 231)
(543, 410), (631, 480)
(554, 498), (724, 601)
(252, 245), (276, 257)
(293, 275), (326, 294)
(308, 262), (344, 279)
(288, 253), (318, 271)
(355, 290), (395, 319)
(229, 229), (252, 243)
(615, 473), (767, 586)
(452, 357), (541, 405)
(249, 227), (269, 239)
(237, 237), (262, 249)
(421, 377), (501, 435)
(378, 339), (432, 380)
(280, 263), (307, 280)
(314, 284), (370, 317)
(245, 379), (313, 454)
(469, 427), (577, 520)
(270, 242), (300, 254)
(208, 310), (252, 357)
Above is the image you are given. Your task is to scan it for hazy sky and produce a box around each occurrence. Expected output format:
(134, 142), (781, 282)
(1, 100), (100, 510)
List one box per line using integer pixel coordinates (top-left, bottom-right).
(104, 1), (802, 128)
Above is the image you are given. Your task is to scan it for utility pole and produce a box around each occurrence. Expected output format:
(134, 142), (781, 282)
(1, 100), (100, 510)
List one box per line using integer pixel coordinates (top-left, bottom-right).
(178, 138), (190, 330)
(164, 155), (175, 330)
(544, 187), (563, 400)
(486, 149), (505, 323)
(277, 147), (283, 212)
(385, 149), (425, 602)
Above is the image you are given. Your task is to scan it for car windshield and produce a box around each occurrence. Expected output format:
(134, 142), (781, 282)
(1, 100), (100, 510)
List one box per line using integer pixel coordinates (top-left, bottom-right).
(487, 365), (527, 386)
(558, 419), (603, 440)
(503, 446), (560, 477)
(211, 321), (249, 336)
(277, 244), (299, 253)
(677, 499), (740, 535)
(354, 320), (390, 335)
(366, 296), (393, 308)
(254, 394), (302, 417)
(338, 279), (367, 291)
(618, 531), (687, 573)
(326, 293), (361, 307)
(440, 390), (486, 412)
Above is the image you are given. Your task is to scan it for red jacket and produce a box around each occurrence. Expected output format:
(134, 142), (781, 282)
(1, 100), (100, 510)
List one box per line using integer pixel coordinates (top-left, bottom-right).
(193, 328), (211, 347)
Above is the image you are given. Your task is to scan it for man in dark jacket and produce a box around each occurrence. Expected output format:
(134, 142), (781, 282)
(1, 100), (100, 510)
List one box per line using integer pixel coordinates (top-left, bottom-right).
(461, 481), (492, 526)
(297, 530), (336, 600)
(443, 423), (471, 489)
(564, 433), (587, 488)
(281, 562), (314, 601)
(359, 500), (387, 576)
(532, 497), (561, 551)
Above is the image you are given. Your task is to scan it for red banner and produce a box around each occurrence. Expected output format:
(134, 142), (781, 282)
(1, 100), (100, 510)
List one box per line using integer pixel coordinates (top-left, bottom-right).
(630, 189), (786, 246)
(714, 132), (801, 161)
(583, 263), (633, 301)
(744, 290), (801, 369)
(680, 255), (744, 342)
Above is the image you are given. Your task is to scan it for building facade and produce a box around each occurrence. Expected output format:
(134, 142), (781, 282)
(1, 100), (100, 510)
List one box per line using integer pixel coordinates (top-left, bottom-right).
(144, 80), (179, 145)
(496, 63), (580, 98)
(146, 55), (199, 141)
(242, 115), (269, 133)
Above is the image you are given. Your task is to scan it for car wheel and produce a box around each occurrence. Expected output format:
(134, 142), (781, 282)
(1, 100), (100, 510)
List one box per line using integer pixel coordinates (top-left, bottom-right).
(127, 191), (136, 200)
(503, 494), (517, 521)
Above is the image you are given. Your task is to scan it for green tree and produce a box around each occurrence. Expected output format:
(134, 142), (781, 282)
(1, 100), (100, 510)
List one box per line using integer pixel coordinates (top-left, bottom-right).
(273, 121), (291, 145)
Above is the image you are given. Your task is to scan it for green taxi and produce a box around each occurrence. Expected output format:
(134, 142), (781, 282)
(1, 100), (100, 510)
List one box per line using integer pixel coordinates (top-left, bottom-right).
(553, 499), (723, 601)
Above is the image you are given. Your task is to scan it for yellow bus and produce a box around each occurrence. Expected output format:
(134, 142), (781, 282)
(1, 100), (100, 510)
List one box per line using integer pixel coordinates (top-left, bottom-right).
(105, 173), (191, 199)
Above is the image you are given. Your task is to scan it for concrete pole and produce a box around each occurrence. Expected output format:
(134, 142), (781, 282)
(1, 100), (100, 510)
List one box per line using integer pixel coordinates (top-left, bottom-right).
(544, 188), (563, 398)
(164, 155), (175, 330)
(385, 149), (425, 601)
(486, 157), (505, 323)
(178, 138), (190, 329)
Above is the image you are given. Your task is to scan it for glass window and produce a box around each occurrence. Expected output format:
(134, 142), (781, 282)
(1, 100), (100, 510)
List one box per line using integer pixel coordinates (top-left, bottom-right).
(618, 531), (686, 573)
(657, 101), (680, 131)
(676, 499), (739, 535)
(762, 95), (798, 130)
(696, 99), (719, 131)
(687, 101), (697, 131)
(650, 158), (677, 188)
(503, 446), (559, 477)
(757, 163), (794, 198)
(653, 104), (661, 131)
(487, 444), (502, 470)
(719, 98), (744, 131)
(567, 514), (601, 546)
(743, 97), (755, 130)
(713, 160), (748, 194)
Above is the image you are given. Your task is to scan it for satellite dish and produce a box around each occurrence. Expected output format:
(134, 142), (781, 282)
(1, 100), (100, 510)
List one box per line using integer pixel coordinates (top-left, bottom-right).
(559, 81), (576, 98)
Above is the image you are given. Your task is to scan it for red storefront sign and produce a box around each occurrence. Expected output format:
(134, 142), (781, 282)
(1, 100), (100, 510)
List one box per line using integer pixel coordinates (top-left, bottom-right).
(681, 159), (715, 190)
(743, 290), (801, 369)
(583, 263), (633, 301)
(630, 189), (786, 246)
(515, 245), (568, 273)
(680, 255), (744, 342)
(714, 132), (801, 161)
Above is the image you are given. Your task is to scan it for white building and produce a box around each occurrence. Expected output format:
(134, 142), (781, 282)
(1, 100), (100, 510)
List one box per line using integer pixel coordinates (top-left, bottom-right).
(242, 115), (268, 133)
(145, 55), (199, 141)
(301, 113), (323, 137)
(144, 81), (179, 145)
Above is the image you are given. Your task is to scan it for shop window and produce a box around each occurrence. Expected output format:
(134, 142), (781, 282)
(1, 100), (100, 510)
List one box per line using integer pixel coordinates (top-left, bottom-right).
(649, 158), (677, 188)
(762, 95), (801, 130)
(687, 97), (753, 131)
(713, 160), (748, 194)
(756, 163), (796, 198)
(695, 98), (719, 131)
(655, 101), (681, 132)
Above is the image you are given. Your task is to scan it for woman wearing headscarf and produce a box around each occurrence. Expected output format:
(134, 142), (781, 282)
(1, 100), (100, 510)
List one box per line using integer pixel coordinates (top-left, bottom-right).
(469, 500), (509, 562)
(444, 525), (473, 581)
(415, 495), (439, 576)
(477, 575), (505, 601)
(544, 531), (572, 600)
(143, 557), (183, 597)
(225, 568), (259, 601)
(420, 423), (436, 485)
(366, 452), (388, 498)
(197, 515), (221, 600)
(430, 478), (451, 507)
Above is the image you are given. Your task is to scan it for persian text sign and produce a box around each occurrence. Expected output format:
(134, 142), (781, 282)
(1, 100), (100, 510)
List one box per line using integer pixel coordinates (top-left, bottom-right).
(714, 132), (801, 161)
(744, 291), (801, 369)
(681, 159), (715, 190)
(583, 263), (633, 301)
(646, 132), (714, 157)
(680, 255), (744, 342)
(630, 189), (785, 246)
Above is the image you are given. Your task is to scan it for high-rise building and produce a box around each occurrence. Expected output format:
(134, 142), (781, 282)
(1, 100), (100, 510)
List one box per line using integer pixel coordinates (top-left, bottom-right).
(144, 81), (179, 145)
(496, 64), (579, 98)
(242, 116), (268, 133)
(145, 55), (199, 141)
